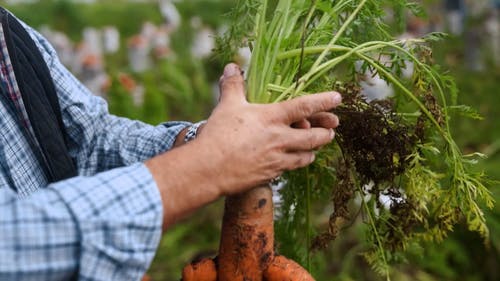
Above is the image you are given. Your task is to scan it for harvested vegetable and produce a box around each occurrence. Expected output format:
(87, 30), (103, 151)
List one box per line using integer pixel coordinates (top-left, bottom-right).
(218, 186), (275, 281)
(263, 255), (315, 281)
(182, 257), (217, 281)
(181, 185), (313, 281)
(212, 0), (494, 280)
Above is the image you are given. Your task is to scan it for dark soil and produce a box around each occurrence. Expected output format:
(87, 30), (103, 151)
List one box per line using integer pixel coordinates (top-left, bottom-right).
(313, 83), (423, 251)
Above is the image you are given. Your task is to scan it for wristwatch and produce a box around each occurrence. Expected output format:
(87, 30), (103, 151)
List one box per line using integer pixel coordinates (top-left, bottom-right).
(183, 120), (207, 143)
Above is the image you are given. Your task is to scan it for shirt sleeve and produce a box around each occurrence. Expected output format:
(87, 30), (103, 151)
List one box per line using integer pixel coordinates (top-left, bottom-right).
(20, 18), (191, 175)
(0, 163), (163, 281)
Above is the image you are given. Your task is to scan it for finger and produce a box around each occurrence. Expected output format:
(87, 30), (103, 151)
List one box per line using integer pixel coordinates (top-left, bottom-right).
(218, 63), (246, 105)
(282, 127), (335, 151)
(308, 112), (340, 129)
(292, 119), (311, 129)
(277, 92), (342, 124)
(282, 151), (316, 171)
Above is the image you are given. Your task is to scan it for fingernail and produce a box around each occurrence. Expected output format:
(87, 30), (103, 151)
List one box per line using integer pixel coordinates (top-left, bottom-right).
(310, 153), (316, 164)
(332, 92), (342, 104)
(330, 129), (335, 140)
(224, 63), (240, 77)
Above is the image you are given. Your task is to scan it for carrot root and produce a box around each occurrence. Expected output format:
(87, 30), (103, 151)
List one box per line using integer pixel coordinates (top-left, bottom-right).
(181, 257), (217, 281)
(218, 185), (275, 281)
(263, 255), (316, 281)
(179, 186), (316, 281)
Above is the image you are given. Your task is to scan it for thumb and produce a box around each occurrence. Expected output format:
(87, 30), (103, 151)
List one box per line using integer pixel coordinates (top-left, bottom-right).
(218, 63), (247, 105)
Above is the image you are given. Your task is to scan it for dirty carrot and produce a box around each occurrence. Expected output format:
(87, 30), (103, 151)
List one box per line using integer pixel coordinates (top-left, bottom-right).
(218, 185), (275, 281)
(181, 258), (217, 281)
(264, 255), (315, 281)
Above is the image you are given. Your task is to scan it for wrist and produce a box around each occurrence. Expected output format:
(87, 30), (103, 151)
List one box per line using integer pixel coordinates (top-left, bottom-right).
(173, 127), (188, 147)
(173, 121), (207, 148)
(145, 141), (223, 229)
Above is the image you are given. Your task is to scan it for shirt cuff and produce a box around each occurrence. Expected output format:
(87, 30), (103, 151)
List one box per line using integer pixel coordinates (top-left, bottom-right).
(159, 121), (191, 150)
(49, 163), (163, 281)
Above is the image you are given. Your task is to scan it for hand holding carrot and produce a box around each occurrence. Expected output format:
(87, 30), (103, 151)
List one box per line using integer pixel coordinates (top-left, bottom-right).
(145, 63), (341, 229)
(196, 63), (341, 196)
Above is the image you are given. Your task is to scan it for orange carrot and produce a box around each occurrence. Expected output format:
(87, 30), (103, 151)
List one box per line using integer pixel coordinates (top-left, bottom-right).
(181, 257), (217, 281)
(263, 255), (316, 281)
(179, 186), (316, 280)
(218, 185), (275, 281)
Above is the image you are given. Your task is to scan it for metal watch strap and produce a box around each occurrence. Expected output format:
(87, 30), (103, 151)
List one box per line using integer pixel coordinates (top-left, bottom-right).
(184, 121), (207, 143)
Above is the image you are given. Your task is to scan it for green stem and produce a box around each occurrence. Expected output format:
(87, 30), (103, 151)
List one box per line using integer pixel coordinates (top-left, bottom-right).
(275, 42), (390, 101)
(267, 83), (289, 93)
(248, 0), (268, 102)
(306, 166), (312, 271)
(277, 39), (425, 60)
(277, 45), (352, 60)
(357, 185), (391, 281)
(273, 39), (427, 102)
(272, 39), (450, 139)
(294, 0), (317, 92)
(311, 0), (369, 70)
(260, 1), (292, 103)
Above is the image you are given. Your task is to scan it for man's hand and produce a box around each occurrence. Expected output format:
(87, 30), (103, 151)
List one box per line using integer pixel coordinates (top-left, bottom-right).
(196, 63), (341, 195)
(146, 63), (341, 229)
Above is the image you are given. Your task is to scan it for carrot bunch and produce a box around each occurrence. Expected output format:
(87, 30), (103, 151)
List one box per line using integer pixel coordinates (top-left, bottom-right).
(182, 186), (314, 281)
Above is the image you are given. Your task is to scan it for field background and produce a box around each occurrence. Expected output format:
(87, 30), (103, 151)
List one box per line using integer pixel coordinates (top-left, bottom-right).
(2, 0), (499, 280)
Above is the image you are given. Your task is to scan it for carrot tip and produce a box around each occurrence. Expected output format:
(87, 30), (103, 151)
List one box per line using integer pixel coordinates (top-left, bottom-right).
(181, 258), (218, 281)
(263, 255), (315, 281)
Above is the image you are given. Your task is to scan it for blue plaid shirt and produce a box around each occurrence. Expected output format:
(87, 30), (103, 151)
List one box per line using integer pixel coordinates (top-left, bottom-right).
(0, 14), (190, 281)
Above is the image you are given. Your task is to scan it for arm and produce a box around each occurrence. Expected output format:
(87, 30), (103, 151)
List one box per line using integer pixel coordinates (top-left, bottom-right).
(0, 163), (162, 281)
(0, 74), (339, 280)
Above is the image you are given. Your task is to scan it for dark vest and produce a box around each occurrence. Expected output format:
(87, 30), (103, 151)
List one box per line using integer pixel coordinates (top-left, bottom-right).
(0, 8), (77, 185)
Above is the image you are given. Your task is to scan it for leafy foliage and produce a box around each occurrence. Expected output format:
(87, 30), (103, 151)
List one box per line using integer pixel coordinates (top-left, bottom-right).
(217, 0), (495, 279)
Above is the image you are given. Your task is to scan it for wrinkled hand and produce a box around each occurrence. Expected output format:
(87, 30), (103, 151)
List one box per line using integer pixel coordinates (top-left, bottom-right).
(146, 63), (341, 228)
(195, 63), (341, 196)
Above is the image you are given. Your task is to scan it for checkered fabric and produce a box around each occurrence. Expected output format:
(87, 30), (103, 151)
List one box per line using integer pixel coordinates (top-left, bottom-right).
(0, 12), (191, 281)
